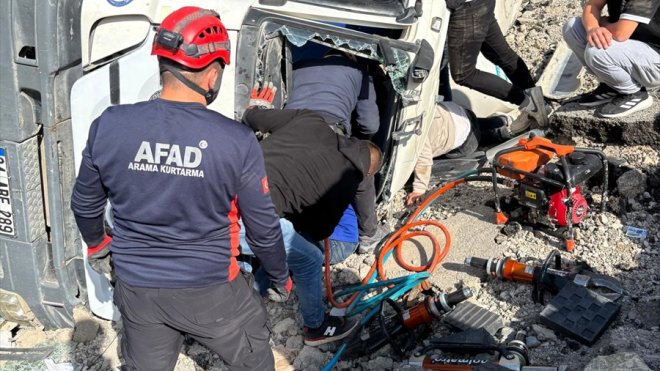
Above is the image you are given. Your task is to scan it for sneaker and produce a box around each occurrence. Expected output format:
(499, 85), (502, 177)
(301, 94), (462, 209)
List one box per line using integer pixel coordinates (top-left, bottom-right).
(576, 83), (618, 107)
(596, 88), (653, 118)
(303, 315), (358, 346)
(358, 224), (390, 254)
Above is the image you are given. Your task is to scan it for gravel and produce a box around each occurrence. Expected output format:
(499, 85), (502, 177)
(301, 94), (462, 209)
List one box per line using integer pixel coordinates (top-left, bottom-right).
(2, 1), (658, 370)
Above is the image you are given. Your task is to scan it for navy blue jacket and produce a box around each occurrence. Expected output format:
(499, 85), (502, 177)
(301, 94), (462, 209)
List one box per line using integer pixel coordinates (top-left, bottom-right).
(285, 56), (380, 137)
(71, 99), (288, 289)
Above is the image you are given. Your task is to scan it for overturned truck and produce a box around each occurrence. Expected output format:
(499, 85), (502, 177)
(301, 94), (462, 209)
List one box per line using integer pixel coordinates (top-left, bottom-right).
(0, 0), (526, 328)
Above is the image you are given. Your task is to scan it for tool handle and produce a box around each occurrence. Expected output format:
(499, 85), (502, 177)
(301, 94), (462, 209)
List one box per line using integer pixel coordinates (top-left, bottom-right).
(445, 288), (472, 306)
(519, 136), (574, 157)
(464, 256), (488, 269)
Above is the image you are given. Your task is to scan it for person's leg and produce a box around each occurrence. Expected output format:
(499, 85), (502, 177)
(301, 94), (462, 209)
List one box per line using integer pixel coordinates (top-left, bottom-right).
(113, 280), (185, 371)
(447, 0), (527, 105)
(562, 16), (591, 73)
(240, 218), (324, 328)
(279, 218), (325, 328)
(184, 275), (275, 371)
(353, 177), (378, 238)
(479, 0), (535, 91)
(584, 40), (660, 94)
(329, 240), (359, 265)
(586, 40), (660, 117)
(439, 42), (453, 101)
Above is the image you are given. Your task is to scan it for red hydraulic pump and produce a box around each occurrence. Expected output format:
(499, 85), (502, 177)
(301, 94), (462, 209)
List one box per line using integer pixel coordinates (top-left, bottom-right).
(491, 135), (608, 252)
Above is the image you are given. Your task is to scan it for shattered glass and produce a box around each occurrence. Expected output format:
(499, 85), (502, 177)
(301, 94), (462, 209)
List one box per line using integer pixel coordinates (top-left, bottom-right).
(273, 25), (411, 93)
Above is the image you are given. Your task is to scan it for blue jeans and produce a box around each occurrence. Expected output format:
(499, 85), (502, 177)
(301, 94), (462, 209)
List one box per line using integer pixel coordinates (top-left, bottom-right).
(310, 239), (358, 265)
(239, 218), (324, 328)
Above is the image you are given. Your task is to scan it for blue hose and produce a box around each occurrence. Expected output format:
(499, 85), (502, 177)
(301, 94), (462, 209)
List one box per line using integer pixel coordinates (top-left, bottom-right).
(322, 173), (475, 370)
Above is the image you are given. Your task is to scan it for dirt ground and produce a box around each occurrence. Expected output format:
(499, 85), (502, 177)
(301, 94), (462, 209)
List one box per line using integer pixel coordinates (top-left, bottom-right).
(1, 0), (658, 370)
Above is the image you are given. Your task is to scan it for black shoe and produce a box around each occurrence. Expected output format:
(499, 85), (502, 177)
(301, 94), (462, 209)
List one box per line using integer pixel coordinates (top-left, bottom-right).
(596, 88), (653, 118)
(303, 315), (358, 346)
(516, 87), (549, 131)
(577, 83), (618, 107)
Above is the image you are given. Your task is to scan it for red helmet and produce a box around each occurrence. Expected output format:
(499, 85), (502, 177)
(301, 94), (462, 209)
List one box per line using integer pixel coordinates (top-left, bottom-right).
(152, 6), (230, 69)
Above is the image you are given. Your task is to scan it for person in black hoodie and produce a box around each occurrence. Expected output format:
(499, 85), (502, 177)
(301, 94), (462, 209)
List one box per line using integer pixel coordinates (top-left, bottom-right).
(240, 107), (382, 346)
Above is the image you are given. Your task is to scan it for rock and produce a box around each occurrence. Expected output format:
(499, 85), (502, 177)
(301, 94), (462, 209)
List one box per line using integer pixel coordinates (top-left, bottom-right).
(583, 352), (652, 371)
(599, 214), (609, 225)
(285, 335), (304, 349)
(532, 324), (557, 341)
(293, 346), (328, 370)
(526, 336), (541, 348)
(495, 234), (508, 244)
(617, 170), (648, 198)
(367, 356), (394, 370)
(272, 318), (296, 336)
(72, 307), (100, 343)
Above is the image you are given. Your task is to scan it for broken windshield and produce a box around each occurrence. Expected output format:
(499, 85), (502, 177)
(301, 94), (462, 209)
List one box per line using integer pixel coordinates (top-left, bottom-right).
(274, 25), (411, 93)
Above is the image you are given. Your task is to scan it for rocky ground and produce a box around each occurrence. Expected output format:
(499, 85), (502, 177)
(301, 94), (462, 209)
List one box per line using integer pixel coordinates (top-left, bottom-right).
(1, 1), (658, 370)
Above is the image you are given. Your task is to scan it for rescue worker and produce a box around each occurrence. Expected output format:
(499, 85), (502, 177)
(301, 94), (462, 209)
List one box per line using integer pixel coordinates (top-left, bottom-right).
(285, 49), (389, 254)
(239, 103), (382, 346)
(71, 8), (289, 371)
(406, 102), (513, 205)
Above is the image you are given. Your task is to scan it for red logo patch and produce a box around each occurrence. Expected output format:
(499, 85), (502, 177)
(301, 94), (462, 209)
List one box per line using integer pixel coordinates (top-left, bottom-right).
(261, 176), (270, 194)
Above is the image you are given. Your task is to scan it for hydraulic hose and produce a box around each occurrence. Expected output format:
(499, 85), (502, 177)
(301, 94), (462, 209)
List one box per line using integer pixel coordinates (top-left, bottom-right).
(324, 172), (504, 310)
(322, 172), (503, 371)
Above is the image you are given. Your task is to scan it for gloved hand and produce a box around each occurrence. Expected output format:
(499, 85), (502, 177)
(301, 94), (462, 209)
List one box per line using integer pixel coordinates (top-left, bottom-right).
(248, 81), (277, 109)
(87, 235), (113, 280)
(267, 277), (293, 302)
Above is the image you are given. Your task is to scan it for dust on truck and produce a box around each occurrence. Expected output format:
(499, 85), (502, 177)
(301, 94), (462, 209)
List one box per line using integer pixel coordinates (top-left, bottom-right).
(0, 0), (522, 329)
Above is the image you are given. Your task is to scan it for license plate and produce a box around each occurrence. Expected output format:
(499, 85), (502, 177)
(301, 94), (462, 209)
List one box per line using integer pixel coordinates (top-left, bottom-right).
(0, 148), (16, 237)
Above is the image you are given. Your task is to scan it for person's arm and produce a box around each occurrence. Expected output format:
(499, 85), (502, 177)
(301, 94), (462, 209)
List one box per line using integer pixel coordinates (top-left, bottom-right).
(605, 0), (659, 41)
(242, 108), (298, 134)
(237, 136), (289, 286)
(605, 19), (639, 41)
(354, 73), (380, 138)
(71, 119), (108, 246)
(582, 0), (612, 49)
(408, 135), (433, 205)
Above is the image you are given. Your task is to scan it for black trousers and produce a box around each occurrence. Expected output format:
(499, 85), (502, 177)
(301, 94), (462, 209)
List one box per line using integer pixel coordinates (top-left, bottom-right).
(113, 273), (274, 371)
(353, 176), (378, 238)
(447, 0), (535, 105)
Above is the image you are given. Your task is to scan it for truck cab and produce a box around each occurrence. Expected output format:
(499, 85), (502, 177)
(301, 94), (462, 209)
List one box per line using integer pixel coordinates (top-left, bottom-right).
(1, 0), (523, 327)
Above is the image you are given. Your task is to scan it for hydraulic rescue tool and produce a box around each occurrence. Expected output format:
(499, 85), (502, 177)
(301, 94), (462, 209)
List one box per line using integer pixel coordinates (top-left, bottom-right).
(491, 135), (608, 252)
(409, 329), (567, 371)
(465, 250), (624, 345)
(345, 287), (473, 357)
(464, 250), (624, 303)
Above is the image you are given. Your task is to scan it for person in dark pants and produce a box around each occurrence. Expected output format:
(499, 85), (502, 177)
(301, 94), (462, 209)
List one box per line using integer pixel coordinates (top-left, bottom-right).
(71, 7), (290, 371)
(285, 50), (389, 254)
(240, 107), (382, 346)
(446, 0), (548, 130)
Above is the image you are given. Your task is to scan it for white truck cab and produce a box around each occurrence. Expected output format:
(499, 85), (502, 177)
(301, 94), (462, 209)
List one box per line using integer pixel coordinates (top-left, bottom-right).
(0, 0), (525, 327)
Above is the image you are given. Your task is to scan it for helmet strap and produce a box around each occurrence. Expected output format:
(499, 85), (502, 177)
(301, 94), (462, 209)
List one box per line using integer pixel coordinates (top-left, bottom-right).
(162, 65), (217, 105)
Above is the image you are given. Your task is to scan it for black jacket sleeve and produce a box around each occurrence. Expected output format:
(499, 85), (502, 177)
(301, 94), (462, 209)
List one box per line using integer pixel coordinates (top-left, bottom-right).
(237, 136), (289, 286)
(71, 119), (108, 247)
(242, 108), (301, 134)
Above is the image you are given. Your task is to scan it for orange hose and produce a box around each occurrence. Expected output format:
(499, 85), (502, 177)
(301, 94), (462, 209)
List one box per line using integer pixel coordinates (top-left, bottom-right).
(324, 179), (465, 308)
